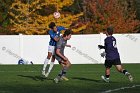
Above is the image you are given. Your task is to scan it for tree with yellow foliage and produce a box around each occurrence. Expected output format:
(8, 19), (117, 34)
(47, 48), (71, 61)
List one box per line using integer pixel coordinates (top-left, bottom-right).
(9, 0), (86, 35)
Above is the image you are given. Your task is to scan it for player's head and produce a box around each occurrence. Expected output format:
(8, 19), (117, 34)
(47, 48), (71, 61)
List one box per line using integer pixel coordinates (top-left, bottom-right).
(106, 26), (113, 36)
(63, 29), (72, 40)
(48, 22), (57, 32)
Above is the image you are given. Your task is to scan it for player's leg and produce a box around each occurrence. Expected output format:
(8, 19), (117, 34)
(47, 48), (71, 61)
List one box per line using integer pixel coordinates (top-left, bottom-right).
(101, 67), (110, 83)
(54, 60), (64, 83)
(45, 55), (55, 77)
(101, 60), (112, 82)
(57, 60), (71, 81)
(44, 46), (55, 77)
(42, 52), (52, 75)
(115, 65), (133, 82)
(60, 59), (71, 81)
(113, 58), (133, 82)
(42, 45), (55, 76)
(54, 59), (71, 83)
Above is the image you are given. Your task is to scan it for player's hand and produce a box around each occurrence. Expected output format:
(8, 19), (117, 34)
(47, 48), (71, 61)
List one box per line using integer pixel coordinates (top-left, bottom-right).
(100, 52), (106, 58)
(63, 57), (68, 61)
(98, 45), (105, 49)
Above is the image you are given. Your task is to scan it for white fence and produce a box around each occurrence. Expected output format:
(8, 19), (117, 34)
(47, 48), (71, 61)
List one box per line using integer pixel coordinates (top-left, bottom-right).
(0, 33), (140, 64)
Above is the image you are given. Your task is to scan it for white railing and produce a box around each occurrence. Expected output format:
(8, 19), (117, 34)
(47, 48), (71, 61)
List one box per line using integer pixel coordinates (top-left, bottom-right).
(0, 33), (140, 64)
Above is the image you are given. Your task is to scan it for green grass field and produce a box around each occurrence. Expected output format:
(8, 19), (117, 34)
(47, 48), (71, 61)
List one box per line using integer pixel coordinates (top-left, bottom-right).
(0, 64), (139, 93)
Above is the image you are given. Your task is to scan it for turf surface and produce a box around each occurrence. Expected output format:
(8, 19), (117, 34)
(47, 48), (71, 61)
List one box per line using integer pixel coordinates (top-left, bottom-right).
(0, 64), (139, 93)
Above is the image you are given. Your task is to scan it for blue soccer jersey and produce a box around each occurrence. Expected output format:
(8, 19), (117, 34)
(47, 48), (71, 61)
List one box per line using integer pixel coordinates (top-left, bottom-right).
(49, 26), (66, 46)
(104, 36), (120, 60)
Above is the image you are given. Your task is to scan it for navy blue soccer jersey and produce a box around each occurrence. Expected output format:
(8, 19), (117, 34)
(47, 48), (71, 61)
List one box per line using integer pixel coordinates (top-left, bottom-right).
(104, 36), (120, 60)
(48, 26), (66, 46)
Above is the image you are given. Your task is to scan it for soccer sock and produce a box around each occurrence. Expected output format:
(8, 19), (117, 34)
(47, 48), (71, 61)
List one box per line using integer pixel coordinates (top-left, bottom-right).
(62, 67), (68, 76)
(122, 69), (128, 75)
(42, 58), (49, 71)
(47, 62), (54, 73)
(105, 75), (110, 78)
(58, 66), (68, 77)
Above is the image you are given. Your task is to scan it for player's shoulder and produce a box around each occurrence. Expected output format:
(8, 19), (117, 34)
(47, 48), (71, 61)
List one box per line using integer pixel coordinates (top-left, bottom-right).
(105, 36), (115, 42)
(111, 36), (116, 41)
(57, 36), (63, 45)
(48, 30), (54, 34)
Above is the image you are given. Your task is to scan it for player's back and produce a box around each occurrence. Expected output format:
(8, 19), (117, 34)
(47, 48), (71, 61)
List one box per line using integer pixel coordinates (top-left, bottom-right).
(105, 36), (120, 60)
(48, 30), (57, 46)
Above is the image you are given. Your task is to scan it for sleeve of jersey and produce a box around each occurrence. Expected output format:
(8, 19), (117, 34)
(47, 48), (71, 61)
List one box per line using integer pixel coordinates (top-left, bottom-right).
(56, 39), (62, 49)
(58, 26), (66, 31)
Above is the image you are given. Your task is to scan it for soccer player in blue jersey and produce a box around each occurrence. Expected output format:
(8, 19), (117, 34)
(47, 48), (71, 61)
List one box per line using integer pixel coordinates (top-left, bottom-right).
(98, 27), (133, 82)
(42, 22), (66, 77)
(54, 29), (72, 83)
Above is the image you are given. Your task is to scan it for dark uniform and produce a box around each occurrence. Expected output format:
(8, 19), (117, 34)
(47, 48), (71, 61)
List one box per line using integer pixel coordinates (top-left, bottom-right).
(104, 36), (121, 68)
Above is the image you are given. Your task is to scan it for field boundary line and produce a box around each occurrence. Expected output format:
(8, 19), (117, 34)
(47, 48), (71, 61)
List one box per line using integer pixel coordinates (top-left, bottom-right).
(101, 84), (140, 93)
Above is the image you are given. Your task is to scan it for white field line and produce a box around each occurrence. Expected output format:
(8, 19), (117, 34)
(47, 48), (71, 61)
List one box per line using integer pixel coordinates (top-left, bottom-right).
(0, 70), (107, 73)
(0, 71), (39, 73)
(101, 85), (140, 93)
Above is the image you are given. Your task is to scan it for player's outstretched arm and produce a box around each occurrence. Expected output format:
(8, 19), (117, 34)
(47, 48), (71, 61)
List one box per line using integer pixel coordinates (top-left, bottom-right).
(98, 45), (105, 49)
(66, 44), (71, 48)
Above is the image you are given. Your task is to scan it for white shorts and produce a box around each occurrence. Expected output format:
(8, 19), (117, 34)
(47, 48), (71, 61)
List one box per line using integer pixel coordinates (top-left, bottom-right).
(48, 45), (55, 55)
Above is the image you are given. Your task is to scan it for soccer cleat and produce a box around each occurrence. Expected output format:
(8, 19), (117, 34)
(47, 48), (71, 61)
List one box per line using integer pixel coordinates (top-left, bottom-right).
(54, 78), (59, 83)
(61, 76), (69, 81)
(101, 75), (109, 83)
(125, 72), (133, 82)
(42, 70), (46, 76)
(45, 72), (49, 77)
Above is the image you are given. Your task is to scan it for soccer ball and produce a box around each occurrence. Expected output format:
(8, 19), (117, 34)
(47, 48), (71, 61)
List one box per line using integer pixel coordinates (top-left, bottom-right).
(53, 12), (60, 18)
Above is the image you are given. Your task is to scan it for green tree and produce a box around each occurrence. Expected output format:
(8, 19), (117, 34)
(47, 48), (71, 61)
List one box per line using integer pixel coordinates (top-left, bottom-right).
(0, 0), (13, 27)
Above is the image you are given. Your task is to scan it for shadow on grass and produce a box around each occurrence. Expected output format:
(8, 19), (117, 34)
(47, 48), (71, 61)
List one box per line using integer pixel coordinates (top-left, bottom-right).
(71, 77), (119, 83)
(71, 77), (102, 82)
(17, 75), (53, 81)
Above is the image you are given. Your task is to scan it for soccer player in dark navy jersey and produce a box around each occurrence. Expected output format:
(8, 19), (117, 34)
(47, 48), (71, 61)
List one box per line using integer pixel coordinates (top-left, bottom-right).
(98, 27), (133, 82)
(42, 22), (66, 77)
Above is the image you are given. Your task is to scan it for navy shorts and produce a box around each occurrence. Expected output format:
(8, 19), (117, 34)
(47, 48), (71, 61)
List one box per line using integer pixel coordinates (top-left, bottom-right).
(104, 58), (121, 68)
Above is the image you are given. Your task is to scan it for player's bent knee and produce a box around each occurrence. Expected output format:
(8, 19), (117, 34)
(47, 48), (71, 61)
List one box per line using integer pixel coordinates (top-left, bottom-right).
(66, 61), (71, 67)
(47, 54), (52, 59)
(68, 62), (71, 67)
(117, 68), (123, 72)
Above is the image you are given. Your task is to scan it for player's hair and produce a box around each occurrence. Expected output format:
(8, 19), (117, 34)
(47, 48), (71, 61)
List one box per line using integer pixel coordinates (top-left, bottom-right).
(107, 26), (113, 35)
(63, 29), (72, 37)
(48, 22), (56, 29)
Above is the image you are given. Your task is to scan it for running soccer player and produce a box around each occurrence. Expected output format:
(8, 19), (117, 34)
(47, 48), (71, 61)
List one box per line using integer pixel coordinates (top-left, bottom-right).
(42, 22), (66, 77)
(98, 26), (133, 82)
(54, 29), (72, 83)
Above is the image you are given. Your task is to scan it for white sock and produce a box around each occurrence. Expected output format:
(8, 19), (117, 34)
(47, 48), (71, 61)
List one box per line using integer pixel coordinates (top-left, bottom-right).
(42, 58), (49, 71)
(47, 62), (54, 73)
